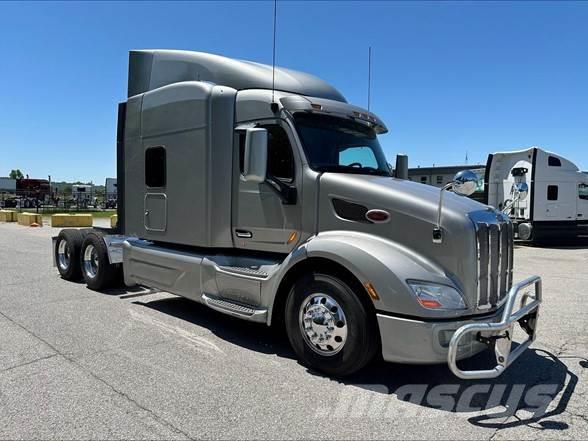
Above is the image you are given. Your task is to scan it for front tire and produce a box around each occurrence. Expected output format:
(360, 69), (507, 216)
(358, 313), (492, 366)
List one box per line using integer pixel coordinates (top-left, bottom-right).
(285, 272), (379, 377)
(80, 233), (120, 290)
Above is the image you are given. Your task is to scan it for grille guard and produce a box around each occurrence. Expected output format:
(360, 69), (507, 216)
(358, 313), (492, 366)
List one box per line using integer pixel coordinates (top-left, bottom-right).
(447, 275), (542, 380)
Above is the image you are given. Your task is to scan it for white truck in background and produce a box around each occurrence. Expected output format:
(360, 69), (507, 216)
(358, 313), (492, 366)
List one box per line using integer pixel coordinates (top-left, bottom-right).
(72, 184), (95, 208)
(485, 146), (588, 240)
(104, 178), (117, 209)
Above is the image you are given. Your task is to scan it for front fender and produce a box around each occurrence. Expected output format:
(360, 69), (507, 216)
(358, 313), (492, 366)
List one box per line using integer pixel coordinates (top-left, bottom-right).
(304, 231), (469, 319)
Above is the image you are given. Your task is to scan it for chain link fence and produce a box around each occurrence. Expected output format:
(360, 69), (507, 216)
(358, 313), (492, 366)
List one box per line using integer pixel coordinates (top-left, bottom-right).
(0, 189), (117, 213)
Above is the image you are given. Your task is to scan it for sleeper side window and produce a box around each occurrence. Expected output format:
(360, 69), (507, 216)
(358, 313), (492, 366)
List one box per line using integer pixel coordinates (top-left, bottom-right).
(578, 184), (588, 201)
(260, 125), (295, 183)
(547, 185), (558, 201)
(145, 146), (166, 188)
(548, 156), (562, 167)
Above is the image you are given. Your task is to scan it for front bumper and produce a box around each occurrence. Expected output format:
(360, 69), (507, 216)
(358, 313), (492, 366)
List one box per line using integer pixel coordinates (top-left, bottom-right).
(377, 276), (541, 379)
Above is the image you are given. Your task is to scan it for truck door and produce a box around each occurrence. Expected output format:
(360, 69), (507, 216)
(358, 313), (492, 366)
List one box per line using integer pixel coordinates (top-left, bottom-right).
(541, 182), (576, 220)
(233, 121), (302, 253)
(144, 146), (168, 232)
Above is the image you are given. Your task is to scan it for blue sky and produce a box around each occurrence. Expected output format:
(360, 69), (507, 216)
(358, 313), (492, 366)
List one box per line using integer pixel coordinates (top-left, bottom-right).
(1, 1), (586, 183)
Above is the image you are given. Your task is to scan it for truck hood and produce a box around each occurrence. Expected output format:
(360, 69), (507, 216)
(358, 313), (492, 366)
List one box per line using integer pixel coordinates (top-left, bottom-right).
(320, 173), (486, 226)
(318, 173), (494, 310)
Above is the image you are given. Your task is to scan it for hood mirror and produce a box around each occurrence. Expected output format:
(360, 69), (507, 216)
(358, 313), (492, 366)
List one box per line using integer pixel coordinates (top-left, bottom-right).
(433, 169), (478, 244)
(452, 170), (478, 197)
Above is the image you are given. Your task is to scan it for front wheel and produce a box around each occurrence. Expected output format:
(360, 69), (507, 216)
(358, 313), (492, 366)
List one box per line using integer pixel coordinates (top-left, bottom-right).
(285, 272), (379, 377)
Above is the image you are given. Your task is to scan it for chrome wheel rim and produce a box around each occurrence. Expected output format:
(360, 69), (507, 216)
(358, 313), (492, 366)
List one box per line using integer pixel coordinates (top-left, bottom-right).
(83, 244), (99, 279)
(57, 240), (70, 271)
(299, 293), (348, 356)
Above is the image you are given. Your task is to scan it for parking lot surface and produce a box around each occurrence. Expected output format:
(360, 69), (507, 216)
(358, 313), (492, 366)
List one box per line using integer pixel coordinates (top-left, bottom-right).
(0, 221), (586, 440)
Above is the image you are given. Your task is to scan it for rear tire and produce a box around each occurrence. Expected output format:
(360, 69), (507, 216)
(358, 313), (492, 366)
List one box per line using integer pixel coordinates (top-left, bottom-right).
(285, 272), (379, 377)
(55, 229), (83, 281)
(80, 233), (120, 290)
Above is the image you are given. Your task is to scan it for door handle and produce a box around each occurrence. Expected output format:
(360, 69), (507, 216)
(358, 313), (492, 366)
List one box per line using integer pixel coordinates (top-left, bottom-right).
(145, 210), (150, 216)
(235, 230), (253, 238)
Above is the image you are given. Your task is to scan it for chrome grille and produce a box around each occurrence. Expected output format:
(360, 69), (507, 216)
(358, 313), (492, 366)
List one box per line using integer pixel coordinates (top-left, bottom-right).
(475, 218), (513, 309)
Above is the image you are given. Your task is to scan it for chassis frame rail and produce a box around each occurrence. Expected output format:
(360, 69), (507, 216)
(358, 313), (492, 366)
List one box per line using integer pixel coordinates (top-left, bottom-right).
(447, 275), (542, 380)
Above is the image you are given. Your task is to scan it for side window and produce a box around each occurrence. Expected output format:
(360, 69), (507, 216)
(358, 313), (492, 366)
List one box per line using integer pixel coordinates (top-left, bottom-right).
(145, 146), (166, 188)
(262, 125), (295, 183)
(238, 132), (246, 174)
(579, 184), (588, 201)
(547, 185), (558, 201)
(548, 156), (562, 167)
(338, 146), (378, 168)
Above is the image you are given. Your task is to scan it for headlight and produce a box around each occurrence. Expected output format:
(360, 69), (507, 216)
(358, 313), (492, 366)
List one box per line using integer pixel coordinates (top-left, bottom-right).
(408, 281), (467, 310)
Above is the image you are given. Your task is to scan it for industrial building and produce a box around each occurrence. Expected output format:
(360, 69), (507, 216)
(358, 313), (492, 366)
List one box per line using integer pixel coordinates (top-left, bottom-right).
(408, 164), (486, 187)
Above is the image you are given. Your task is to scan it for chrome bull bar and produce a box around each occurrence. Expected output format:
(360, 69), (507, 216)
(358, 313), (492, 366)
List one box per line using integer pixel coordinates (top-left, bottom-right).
(447, 275), (542, 380)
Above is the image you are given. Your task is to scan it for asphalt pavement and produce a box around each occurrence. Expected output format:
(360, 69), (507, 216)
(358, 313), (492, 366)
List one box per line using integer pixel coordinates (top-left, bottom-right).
(0, 220), (586, 440)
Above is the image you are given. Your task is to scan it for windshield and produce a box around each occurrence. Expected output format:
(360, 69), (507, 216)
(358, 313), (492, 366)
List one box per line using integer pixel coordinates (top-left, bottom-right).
(294, 113), (391, 176)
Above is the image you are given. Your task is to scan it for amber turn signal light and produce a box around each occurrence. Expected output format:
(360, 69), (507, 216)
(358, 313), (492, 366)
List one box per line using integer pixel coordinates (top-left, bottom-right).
(364, 282), (380, 301)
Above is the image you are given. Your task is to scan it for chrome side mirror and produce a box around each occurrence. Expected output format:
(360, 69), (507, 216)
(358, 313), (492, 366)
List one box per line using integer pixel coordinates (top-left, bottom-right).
(452, 170), (478, 197)
(433, 169), (478, 243)
(503, 182), (529, 215)
(243, 128), (267, 183)
(515, 182), (529, 201)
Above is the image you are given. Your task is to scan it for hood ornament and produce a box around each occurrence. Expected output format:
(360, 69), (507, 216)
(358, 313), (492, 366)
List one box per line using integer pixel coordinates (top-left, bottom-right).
(433, 170), (478, 244)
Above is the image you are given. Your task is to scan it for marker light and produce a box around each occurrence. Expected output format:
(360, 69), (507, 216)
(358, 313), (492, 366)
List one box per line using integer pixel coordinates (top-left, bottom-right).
(287, 232), (298, 244)
(364, 282), (380, 301)
(408, 282), (467, 310)
(366, 209), (390, 223)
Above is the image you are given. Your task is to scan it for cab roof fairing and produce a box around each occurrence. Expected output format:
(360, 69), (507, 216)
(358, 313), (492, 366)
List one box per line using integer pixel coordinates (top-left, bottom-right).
(128, 49), (347, 103)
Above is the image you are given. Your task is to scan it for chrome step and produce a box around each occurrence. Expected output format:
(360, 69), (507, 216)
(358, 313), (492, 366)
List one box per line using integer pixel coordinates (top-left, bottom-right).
(202, 293), (267, 323)
(217, 265), (269, 279)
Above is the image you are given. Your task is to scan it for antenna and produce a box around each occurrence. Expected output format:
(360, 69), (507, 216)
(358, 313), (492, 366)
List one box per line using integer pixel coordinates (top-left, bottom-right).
(270, 0), (278, 113)
(465, 150), (469, 165)
(367, 46), (372, 113)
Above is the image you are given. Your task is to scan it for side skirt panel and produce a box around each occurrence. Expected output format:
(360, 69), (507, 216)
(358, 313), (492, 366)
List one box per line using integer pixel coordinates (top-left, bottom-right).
(122, 239), (285, 322)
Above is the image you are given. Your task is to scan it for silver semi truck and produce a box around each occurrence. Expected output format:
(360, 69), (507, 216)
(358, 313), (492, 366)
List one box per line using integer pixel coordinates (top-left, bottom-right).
(53, 50), (542, 379)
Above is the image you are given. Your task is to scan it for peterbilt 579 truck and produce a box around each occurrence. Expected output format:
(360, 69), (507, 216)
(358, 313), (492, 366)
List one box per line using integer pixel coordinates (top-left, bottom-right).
(53, 50), (542, 379)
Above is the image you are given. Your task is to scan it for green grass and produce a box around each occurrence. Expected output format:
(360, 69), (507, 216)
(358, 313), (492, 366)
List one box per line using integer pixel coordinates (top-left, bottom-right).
(1, 208), (116, 218)
(41, 210), (117, 219)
